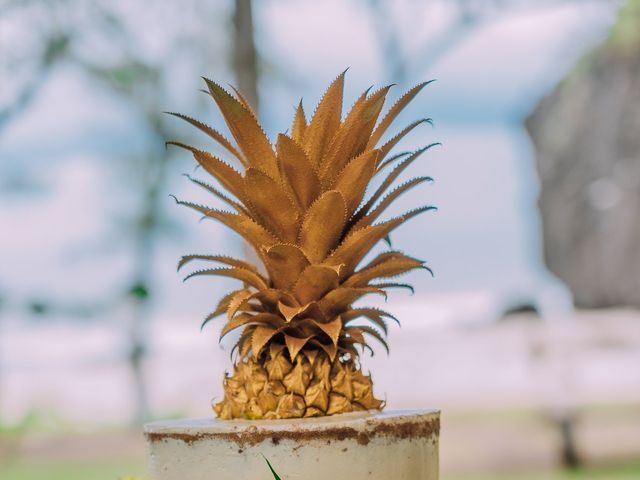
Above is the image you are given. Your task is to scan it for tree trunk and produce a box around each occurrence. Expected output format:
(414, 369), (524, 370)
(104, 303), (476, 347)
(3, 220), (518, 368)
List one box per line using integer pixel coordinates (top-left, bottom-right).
(526, 2), (640, 309)
(232, 0), (259, 112)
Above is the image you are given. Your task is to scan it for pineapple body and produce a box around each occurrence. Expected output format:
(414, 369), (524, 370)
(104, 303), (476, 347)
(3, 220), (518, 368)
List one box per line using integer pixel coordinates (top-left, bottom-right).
(215, 348), (382, 420)
(170, 71), (435, 419)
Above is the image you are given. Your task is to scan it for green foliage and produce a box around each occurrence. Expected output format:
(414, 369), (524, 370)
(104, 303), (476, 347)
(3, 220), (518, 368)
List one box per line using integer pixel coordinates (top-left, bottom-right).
(263, 456), (282, 480)
(609, 0), (640, 52)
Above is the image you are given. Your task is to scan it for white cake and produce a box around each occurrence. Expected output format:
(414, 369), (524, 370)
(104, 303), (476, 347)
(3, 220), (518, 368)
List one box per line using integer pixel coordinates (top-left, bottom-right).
(145, 409), (439, 480)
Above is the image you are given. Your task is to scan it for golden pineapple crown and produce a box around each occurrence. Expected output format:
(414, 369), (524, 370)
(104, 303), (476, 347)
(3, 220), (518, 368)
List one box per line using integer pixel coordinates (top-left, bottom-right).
(168, 71), (437, 418)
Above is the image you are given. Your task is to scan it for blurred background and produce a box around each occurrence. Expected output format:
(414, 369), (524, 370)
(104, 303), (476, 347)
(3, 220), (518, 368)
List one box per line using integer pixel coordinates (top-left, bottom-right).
(1, 0), (639, 479)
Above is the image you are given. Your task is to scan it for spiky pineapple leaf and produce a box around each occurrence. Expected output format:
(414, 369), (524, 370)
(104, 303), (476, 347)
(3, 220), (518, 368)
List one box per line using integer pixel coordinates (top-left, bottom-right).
(327, 219), (405, 277)
(357, 145), (433, 219)
(342, 307), (399, 333)
(318, 286), (387, 316)
(291, 100), (307, 143)
(165, 112), (246, 165)
(226, 289), (254, 320)
(371, 282), (415, 294)
(264, 244), (311, 290)
(345, 325), (389, 354)
(292, 265), (340, 305)
(310, 338), (338, 362)
(251, 325), (280, 357)
(353, 177), (434, 230)
(191, 149), (245, 199)
(307, 316), (342, 346)
(304, 70), (345, 166)
(368, 80), (434, 148)
(172, 199), (278, 252)
(332, 149), (378, 215)
(276, 134), (321, 209)
(298, 191), (347, 263)
(244, 168), (299, 241)
(284, 333), (313, 361)
(377, 118), (433, 162)
(203, 78), (279, 179)
(230, 85), (257, 117)
(200, 288), (245, 330)
(344, 254), (425, 287)
(183, 267), (269, 290)
(221, 312), (282, 340)
(320, 85), (391, 178)
(375, 150), (411, 173)
(183, 174), (249, 215)
(177, 254), (257, 272)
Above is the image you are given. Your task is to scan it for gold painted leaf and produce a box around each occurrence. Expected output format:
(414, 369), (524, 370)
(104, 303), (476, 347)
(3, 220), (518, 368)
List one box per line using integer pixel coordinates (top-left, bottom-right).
(298, 191), (347, 263)
(284, 334), (313, 362)
(278, 301), (304, 323)
(276, 134), (321, 209)
(183, 175), (249, 215)
(356, 146), (432, 219)
(308, 316), (342, 346)
(370, 282), (416, 294)
(203, 78), (279, 179)
(230, 85), (258, 117)
(177, 254), (257, 272)
(368, 81), (433, 148)
(292, 265), (340, 305)
(291, 100), (307, 143)
(192, 149), (246, 199)
(248, 288), (295, 311)
(200, 288), (244, 329)
(347, 325), (389, 354)
(342, 308), (395, 334)
(183, 266), (268, 290)
(226, 289), (254, 320)
(318, 286), (387, 317)
(172, 199), (278, 252)
(344, 254), (425, 287)
(244, 168), (299, 242)
(165, 112), (246, 166)
(304, 70), (346, 166)
(320, 85), (391, 178)
(220, 312), (282, 340)
(342, 306), (399, 325)
(281, 301), (326, 324)
(235, 327), (254, 359)
(327, 219), (403, 278)
(376, 119), (432, 163)
(352, 177), (434, 231)
(331, 150), (378, 215)
(251, 325), (280, 357)
(264, 244), (311, 290)
(375, 151), (411, 173)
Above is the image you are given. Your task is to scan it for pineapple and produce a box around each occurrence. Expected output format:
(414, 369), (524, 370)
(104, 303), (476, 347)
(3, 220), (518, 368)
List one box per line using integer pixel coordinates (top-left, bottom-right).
(169, 71), (437, 419)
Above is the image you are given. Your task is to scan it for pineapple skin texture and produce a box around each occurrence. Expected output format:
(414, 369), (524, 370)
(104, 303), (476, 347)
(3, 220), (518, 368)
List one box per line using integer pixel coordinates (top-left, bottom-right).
(214, 348), (382, 420)
(170, 71), (435, 420)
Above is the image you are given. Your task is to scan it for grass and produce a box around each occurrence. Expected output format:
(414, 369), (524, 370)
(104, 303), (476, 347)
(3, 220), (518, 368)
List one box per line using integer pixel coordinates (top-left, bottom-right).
(447, 462), (640, 480)
(0, 458), (145, 480)
(0, 459), (638, 480)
